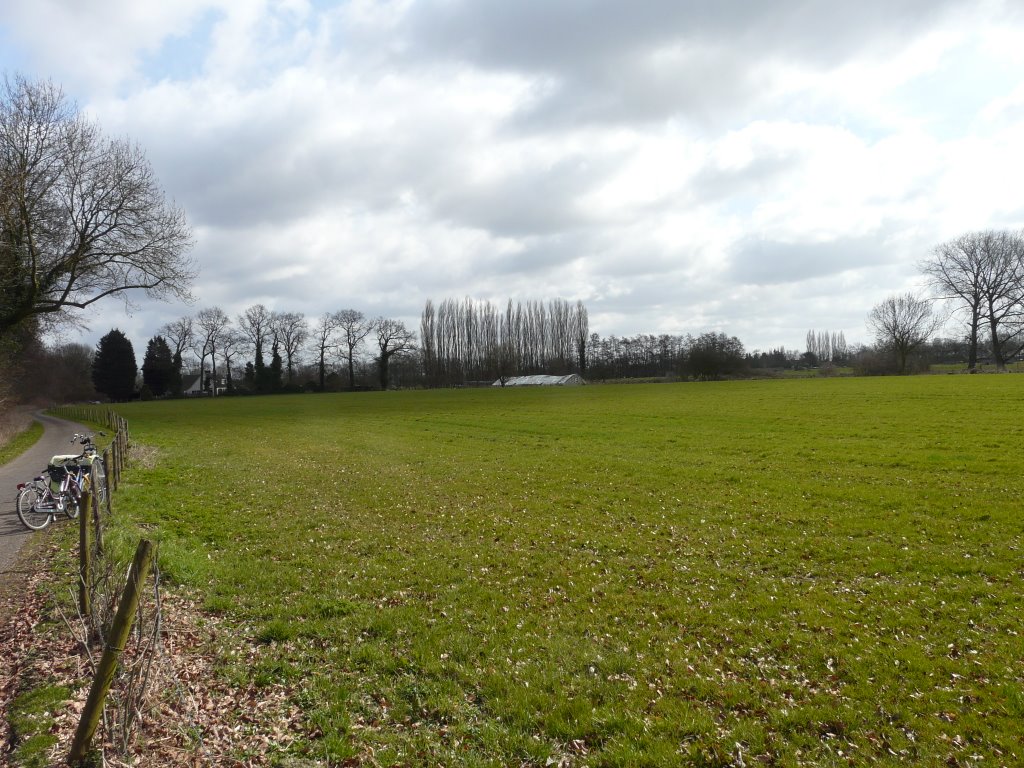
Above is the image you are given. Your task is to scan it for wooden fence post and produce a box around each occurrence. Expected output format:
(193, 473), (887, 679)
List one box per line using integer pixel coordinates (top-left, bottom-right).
(102, 449), (112, 516)
(91, 463), (103, 556)
(111, 439), (120, 492)
(78, 491), (92, 623)
(68, 539), (154, 765)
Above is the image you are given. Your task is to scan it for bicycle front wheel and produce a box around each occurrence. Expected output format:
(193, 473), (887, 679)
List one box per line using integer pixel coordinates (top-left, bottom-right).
(16, 485), (52, 530)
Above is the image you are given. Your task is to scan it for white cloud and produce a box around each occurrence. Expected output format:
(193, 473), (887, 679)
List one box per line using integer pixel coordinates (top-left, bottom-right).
(1, 0), (219, 92)
(4, 0), (1024, 359)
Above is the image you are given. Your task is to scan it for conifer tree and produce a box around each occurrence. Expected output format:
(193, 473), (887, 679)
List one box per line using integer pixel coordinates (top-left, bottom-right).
(142, 336), (174, 397)
(92, 329), (137, 401)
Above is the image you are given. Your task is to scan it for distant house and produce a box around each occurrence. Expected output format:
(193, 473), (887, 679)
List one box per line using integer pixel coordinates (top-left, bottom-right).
(493, 374), (586, 387)
(181, 374), (205, 396)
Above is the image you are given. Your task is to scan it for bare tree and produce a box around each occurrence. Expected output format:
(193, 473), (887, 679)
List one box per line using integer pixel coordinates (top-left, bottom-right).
(193, 307), (231, 394)
(923, 230), (1024, 370)
(572, 300), (589, 374)
(374, 317), (417, 389)
(923, 233), (992, 371)
(337, 309), (372, 389)
(497, 299), (519, 385)
(0, 74), (194, 336)
(976, 231), (1024, 369)
(238, 304), (272, 359)
(271, 311), (307, 384)
(218, 329), (245, 392)
(159, 314), (193, 394)
(309, 312), (341, 391)
(238, 303), (273, 388)
(420, 300), (437, 386)
(160, 316), (193, 362)
(12, 340), (95, 403)
(867, 292), (941, 374)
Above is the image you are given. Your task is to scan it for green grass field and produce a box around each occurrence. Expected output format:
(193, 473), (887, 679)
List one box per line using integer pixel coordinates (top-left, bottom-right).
(103, 377), (1023, 766)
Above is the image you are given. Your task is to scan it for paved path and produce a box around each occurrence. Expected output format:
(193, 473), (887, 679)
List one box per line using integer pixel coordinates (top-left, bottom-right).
(0, 411), (89, 576)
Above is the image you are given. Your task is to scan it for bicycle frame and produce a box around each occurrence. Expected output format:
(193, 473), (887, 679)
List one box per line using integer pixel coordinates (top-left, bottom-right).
(16, 463), (85, 528)
(15, 434), (104, 531)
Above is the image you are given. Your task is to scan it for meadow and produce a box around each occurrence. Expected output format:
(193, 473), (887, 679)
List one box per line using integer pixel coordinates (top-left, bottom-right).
(102, 376), (1023, 766)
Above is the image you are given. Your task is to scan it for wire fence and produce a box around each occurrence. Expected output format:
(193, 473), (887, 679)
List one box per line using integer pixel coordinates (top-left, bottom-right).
(48, 405), (163, 766)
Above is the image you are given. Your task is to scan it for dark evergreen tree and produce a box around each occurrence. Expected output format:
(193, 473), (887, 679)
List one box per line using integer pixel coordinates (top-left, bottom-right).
(170, 351), (183, 396)
(253, 350), (268, 393)
(268, 342), (284, 392)
(92, 329), (137, 401)
(141, 335), (174, 397)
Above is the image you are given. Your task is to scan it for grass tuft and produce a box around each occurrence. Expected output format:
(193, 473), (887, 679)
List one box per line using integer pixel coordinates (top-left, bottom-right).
(8, 684), (72, 767)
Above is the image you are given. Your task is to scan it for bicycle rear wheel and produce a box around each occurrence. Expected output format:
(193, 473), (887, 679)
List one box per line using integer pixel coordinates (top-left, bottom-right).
(16, 484), (52, 530)
(92, 459), (108, 505)
(63, 489), (80, 519)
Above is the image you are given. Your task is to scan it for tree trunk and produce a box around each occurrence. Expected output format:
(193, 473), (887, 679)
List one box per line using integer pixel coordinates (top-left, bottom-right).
(967, 310), (980, 371)
(989, 316), (1006, 370)
(897, 345), (908, 374)
(211, 348), (218, 396)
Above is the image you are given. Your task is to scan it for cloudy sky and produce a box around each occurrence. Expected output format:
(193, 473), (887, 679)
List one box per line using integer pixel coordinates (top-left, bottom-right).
(3, 0), (1024, 355)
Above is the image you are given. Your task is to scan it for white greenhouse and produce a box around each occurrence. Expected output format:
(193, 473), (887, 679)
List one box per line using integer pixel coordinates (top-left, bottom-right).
(493, 374), (586, 387)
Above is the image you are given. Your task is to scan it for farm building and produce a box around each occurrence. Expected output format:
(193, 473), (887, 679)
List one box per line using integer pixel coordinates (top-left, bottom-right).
(493, 374), (586, 387)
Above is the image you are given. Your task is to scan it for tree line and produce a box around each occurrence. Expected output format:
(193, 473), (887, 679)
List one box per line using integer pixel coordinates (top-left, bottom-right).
(585, 331), (747, 381)
(83, 298), (593, 400)
(804, 330), (849, 366)
(18, 226), (1024, 403)
(136, 305), (418, 398)
(420, 298), (588, 387)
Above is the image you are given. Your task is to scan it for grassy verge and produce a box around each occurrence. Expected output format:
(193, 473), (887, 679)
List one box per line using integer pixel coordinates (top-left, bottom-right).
(0, 419), (43, 465)
(8, 684), (73, 767)
(103, 377), (1024, 765)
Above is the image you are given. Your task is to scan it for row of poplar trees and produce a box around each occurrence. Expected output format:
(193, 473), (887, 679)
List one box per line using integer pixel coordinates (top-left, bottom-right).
(420, 298), (589, 386)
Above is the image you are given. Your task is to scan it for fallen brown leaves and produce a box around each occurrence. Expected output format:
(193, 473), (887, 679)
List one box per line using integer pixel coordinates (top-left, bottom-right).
(0, 537), (311, 767)
(0, 536), (83, 764)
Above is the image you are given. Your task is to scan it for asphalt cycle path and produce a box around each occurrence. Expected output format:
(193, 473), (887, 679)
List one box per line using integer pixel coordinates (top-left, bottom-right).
(0, 411), (90, 578)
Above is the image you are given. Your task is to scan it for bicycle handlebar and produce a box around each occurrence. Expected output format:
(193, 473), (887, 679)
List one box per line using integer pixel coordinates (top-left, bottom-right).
(71, 433), (105, 455)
